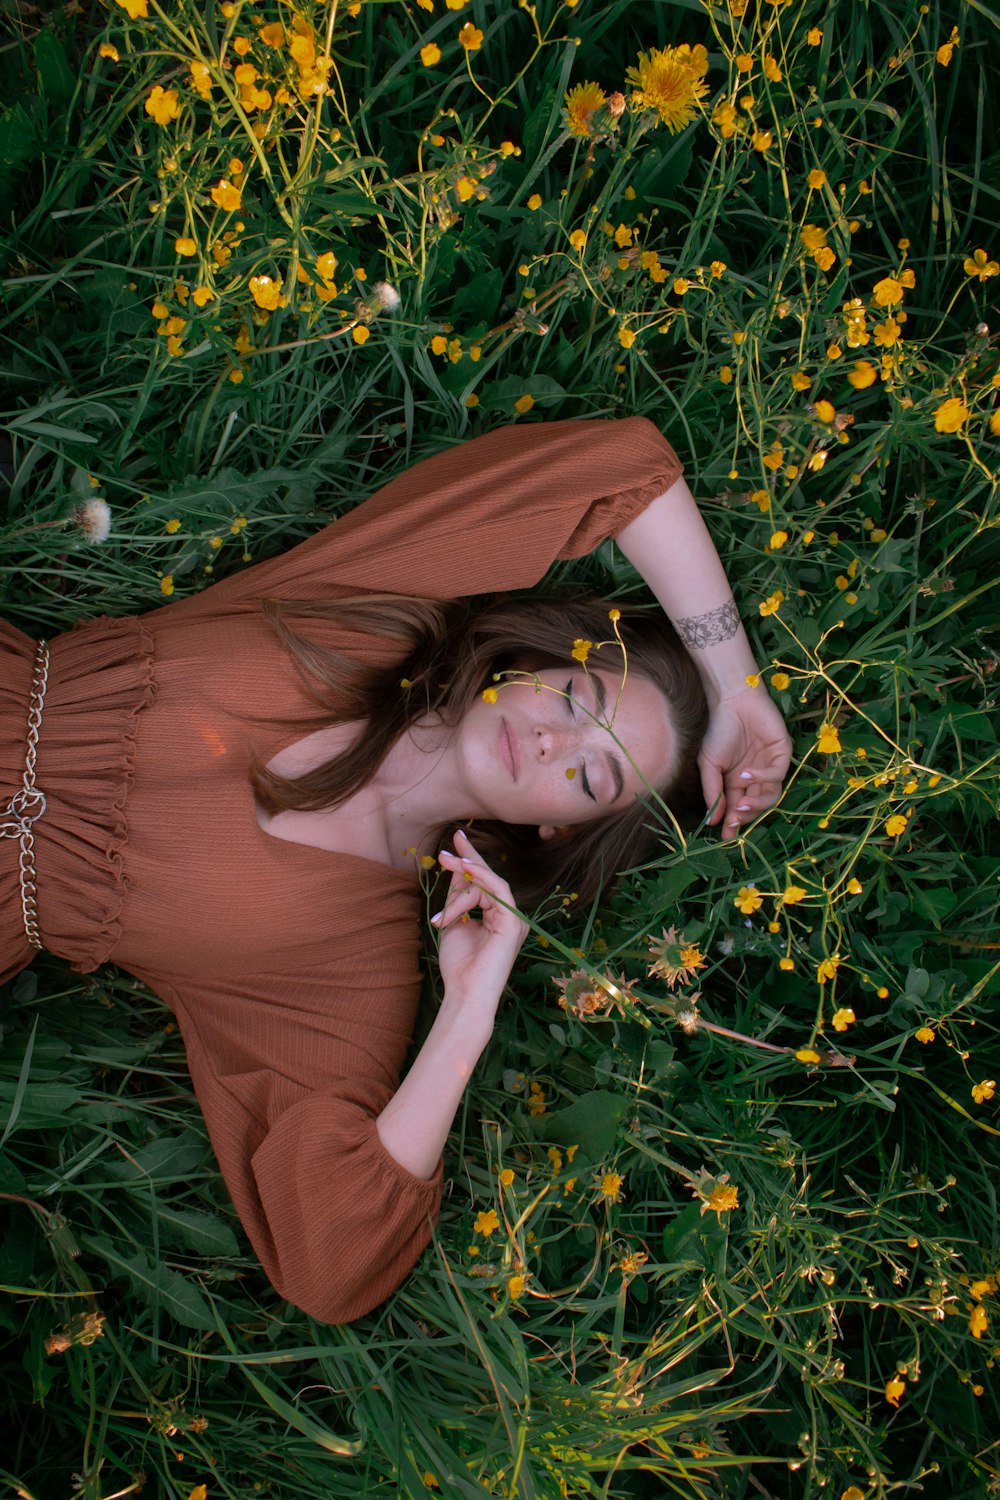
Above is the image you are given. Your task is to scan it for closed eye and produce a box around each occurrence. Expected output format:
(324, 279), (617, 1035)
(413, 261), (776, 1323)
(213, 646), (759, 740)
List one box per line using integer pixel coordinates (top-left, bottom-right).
(566, 679), (597, 801)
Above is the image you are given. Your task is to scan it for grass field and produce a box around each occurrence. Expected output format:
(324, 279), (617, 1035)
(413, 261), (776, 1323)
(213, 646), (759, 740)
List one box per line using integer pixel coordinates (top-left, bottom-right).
(1, 0), (999, 1495)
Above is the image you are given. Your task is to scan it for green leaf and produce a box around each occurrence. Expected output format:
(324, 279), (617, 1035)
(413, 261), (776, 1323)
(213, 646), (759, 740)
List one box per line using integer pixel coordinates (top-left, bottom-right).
(541, 1089), (627, 1157)
(34, 31), (77, 107)
(89, 1238), (216, 1332)
(155, 1206), (240, 1258)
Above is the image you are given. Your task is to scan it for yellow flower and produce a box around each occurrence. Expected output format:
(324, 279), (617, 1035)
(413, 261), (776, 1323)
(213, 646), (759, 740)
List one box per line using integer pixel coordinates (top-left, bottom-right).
(885, 813), (908, 837)
(507, 1274), (527, 1300)
(430, 335), (448, 355)
(420, 43), (441, 66)
(934, 396), (970, 433)
(718, 364), (733, 385)
(115, 0), (149, 16)
(712, 100), (738, 138)
(618, 325), (636, 349)
(990, 409), (1000, 437)
(848, 360), (877, 389)
(598, 1171), (624, 1202)
(445, 0), (467, 7)
(673, 276), (690, 295)
(481, 687), (498, 704)
(498, 1168), (515, 1187)
(796, 1047), (821, 1064)
(734, 886), (763, 915)
(885, 1375), (905, 1407)
(625, 46), (709, 134)
(872, 276), (904, 307)
(971, 1079), (996, 1104)
(817, 723), (842, 754)
(969, 1303), (989, 1338)
(164, 518), (181, 534)
(259, 21), (285, 46)
(455, 176), (477, 202)
(813, 399), (836, 423)
(964, 248), (999, 280)
(527, 193), (542, 210)
(847, 877), (862, 895)
(352, 325), (370, 345)
(701, 1182), (739, 1217)
(817, 955), (840, 984)
(160, 575), (175, 596)
(791, 370), (811, 391)
(873, 317), (901, 348)
(210, 179), (242, 212)
(563, 81), (606, 137)
(752, 129), (773, 151)
(145, 86), (182, 125)
(316, 251), (337, 285)
(174, 237), (197, 257)
(248, 275), (284, 310)
(807, 168), (826, 189)
(735, 52), (753, 72)
(100, 43), (120, 61)
(914, 1027), (935, 1044)
(763, 54), (781, 82)
(806, 27), (822, 44)
(832, 1007), (855, 1032)
(758, 590), (784, 617)
(192, 286), (213, 308)
(571, 639), (592, 662)
(569, 229), (587, 251)
(771, 671), (790, 690)
(474, 1208), (500, 1236)
(769, 530), (788, 550)
(779, 957), (795, 971)
(782, 884), (807, 905)
(514, 393), (534, 414)
(458, 22), (483, 49)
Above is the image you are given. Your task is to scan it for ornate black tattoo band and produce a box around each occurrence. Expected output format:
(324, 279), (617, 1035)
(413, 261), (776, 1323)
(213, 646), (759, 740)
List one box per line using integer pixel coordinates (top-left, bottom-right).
(675, 599), (740, 650)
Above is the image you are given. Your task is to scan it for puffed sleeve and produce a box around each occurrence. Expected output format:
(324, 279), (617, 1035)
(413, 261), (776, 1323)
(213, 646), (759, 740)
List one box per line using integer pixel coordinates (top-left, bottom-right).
(153, 935), (442, 1325)
(175, 415), (683, 612)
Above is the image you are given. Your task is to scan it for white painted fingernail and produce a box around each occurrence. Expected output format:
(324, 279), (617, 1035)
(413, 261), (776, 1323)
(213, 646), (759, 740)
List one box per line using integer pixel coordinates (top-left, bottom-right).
(430, 911), (442, 925)
(739, 771), (753, 781)
(737, 802), (751, 812)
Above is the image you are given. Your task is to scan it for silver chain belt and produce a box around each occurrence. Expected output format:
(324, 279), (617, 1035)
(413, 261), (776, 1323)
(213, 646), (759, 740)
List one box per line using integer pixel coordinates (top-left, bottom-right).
(1, 638), (50, 950)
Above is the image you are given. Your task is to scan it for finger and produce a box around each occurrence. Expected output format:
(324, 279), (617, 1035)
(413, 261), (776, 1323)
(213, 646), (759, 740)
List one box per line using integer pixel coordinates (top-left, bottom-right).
(698, 756), (726, 827)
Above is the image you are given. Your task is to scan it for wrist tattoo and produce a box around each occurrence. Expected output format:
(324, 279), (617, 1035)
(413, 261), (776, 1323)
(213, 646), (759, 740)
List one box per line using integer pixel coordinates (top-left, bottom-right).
(675, 599), (740, 650)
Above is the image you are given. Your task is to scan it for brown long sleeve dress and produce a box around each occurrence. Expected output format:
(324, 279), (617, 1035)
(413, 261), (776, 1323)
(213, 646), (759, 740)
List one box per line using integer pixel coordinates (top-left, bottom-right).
(0, 416), (683, 1322)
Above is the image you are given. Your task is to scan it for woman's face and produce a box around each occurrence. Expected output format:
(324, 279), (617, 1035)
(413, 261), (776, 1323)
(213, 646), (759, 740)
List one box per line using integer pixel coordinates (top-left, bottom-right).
(451, 663), (675, 835)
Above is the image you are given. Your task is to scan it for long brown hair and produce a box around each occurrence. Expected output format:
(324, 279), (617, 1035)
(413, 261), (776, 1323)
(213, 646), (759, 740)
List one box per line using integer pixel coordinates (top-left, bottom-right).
(251, 594), (708, 909)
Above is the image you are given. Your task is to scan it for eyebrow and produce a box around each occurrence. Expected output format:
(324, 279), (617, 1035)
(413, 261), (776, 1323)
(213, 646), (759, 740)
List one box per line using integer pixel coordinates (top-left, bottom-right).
(588, 674), (625, 802)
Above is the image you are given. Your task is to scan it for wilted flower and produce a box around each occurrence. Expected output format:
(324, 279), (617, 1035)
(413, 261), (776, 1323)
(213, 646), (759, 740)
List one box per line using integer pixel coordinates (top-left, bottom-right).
(647, 926), (706, 988)
(74, 498), (112, 544)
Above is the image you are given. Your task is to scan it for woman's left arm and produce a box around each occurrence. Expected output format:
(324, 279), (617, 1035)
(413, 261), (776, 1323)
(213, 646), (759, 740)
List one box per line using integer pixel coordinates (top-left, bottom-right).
(615, 476), (792, 833)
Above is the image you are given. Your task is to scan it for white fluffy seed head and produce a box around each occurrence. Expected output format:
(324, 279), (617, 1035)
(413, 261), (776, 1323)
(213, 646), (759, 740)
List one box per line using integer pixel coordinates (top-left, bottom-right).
(374, 280), (401, 311)
(74, 497), (112, 544)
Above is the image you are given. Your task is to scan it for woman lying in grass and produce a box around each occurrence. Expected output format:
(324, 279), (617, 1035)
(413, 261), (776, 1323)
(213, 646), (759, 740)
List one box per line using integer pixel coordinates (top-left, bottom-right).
(0, 417), (790, 1322)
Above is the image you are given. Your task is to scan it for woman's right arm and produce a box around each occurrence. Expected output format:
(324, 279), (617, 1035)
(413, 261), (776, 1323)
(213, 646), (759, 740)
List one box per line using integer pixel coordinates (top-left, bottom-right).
(375, 829), (528, 1179)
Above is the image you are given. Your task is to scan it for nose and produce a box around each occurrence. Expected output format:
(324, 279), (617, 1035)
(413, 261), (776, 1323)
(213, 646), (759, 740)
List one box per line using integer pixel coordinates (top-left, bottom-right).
(534, 721), (585, 760)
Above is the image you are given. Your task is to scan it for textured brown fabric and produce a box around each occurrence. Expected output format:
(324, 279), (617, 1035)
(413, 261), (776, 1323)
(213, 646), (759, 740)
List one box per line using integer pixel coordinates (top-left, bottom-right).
(1, 416), (683, 1321)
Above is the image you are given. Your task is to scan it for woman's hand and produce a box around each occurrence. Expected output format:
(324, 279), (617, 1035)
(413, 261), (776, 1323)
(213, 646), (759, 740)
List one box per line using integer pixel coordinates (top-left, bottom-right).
(698, 684), (792, 834)
(432, 829), (530, 1028)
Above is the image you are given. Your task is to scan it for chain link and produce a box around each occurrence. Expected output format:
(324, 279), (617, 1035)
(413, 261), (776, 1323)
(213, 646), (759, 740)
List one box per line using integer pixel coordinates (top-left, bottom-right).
(1, 639), (50, 949)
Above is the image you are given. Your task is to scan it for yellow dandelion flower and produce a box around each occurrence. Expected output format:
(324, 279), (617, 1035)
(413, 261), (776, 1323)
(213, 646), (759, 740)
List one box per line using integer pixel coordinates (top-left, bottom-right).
(625, 46), (708, 134)
(701, 1182), (739, 1217)
(597, 1171), (623, 1202)
(934, 397), (969, 433)
(563, 81), (606, 137)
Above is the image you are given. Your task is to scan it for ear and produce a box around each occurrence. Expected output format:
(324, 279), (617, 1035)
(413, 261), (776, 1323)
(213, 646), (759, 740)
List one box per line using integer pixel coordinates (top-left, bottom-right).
(538, 823), (573, 842)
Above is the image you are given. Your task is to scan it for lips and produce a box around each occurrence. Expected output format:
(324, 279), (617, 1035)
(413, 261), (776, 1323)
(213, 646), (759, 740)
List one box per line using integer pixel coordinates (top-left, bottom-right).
(499, 718), (518, 781)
